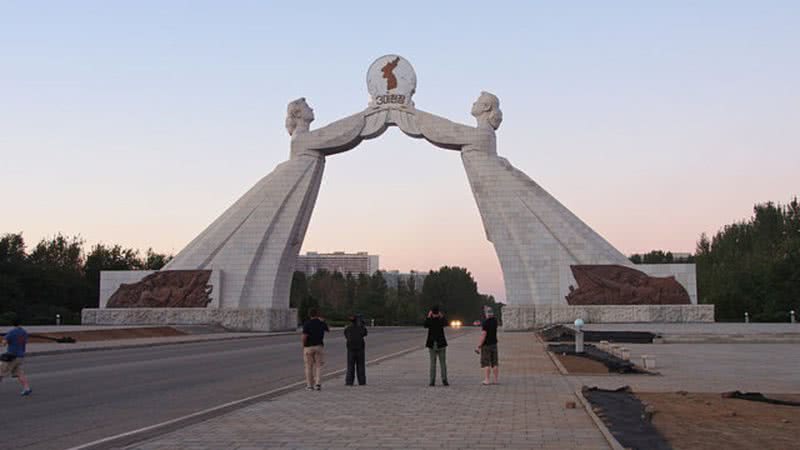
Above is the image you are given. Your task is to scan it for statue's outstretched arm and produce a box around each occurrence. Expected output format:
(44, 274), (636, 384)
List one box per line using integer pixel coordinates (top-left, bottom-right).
(413, 109), (478, 151)
(308, 109), (369, 155)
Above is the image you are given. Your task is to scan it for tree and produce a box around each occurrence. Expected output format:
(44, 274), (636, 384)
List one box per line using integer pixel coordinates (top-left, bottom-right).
(421, 266), (483, 323)
(143, 248), (172, 270)
(28, 234), (84, 272)
(629, 250), (694, 264)
(289, 271), (309, 310)
(696, 198), (800, 321)
(0, 233), (26, 264)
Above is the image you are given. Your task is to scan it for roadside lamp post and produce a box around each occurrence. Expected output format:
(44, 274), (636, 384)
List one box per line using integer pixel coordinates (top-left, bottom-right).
(745, 312), (750, 323)
(574, 318), (585, 353)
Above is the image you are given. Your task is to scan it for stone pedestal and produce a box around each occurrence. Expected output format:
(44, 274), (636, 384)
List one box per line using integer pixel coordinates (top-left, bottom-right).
(81, 308), (298, 332)
(501, 304), (715, 330)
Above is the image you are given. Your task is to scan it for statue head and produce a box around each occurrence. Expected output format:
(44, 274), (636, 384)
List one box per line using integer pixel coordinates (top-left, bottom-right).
(285, 98), (315, 135)
(471, 91), (503, 130)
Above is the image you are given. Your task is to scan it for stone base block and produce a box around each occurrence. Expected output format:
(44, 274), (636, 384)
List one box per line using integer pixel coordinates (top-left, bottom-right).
(81, 308), (298, 332)
(502, 304), (715, 331)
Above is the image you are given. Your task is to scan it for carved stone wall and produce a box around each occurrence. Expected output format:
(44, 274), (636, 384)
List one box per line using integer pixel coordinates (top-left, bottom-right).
(502, 304), (715, 330)
(81, 307), (298, 332)
(106, 270), (213, 308)
(565, 265), (691, 306)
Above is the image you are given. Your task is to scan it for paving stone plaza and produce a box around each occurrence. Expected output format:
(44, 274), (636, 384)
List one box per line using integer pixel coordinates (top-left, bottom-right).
(122, 325), (800, 450)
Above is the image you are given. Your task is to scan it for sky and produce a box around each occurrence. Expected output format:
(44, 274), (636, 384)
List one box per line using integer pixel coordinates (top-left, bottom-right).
(1, 1), (798, 301)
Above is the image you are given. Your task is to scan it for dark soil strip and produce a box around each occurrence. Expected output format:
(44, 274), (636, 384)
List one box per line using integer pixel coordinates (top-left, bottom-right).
(540, 324), (657, 343)
(583, 386), (672, 450)
(722, 391), (800, 407)
(548, 343), (649, 374)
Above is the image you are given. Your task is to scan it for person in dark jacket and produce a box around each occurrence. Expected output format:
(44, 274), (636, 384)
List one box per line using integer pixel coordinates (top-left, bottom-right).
(344, 314), (368, 386)
(424, 305), (449, 386)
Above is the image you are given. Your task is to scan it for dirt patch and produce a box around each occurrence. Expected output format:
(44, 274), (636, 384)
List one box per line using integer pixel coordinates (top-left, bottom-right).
(29, 327), (187, 343)
(555, 353), (611, 374)
(638, 392), (800, 450)
(548, 343), (649, 374)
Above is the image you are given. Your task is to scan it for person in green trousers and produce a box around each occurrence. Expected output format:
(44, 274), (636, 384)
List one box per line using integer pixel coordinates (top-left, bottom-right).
(424, 305), (449, 386)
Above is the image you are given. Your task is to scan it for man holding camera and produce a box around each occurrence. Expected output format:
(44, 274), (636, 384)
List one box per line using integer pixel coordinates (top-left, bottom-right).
(424, 305), (449, 386)
(344, 314), (368, 386)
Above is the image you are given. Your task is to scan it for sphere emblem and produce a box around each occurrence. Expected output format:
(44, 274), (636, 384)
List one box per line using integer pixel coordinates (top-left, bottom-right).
(366, 55), (416, 107)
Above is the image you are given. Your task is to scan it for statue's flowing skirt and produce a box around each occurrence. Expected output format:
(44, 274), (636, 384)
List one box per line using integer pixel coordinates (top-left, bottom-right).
(165, 155), (325, 308)
(461, 151), (630, 305)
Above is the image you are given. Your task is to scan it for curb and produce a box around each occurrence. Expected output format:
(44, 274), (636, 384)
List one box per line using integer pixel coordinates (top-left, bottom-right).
(545, 350), (570, 375)
(27, 331), (299, 357)
(534, 332), (570, 375)
(574, 388), (625, 450)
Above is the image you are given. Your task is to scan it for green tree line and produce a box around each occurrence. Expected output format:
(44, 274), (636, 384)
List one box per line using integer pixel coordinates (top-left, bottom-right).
(0, 233), (171, 325)
(695, 199), (800, 322)
(290, 266), (502, 326)
(629, 250), (694, 264)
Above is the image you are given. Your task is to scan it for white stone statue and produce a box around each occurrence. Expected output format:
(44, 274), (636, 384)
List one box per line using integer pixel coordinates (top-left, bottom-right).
(388, 92), (632, 308)
(164, 98), (368, 321)
(87, 55), (706, 332)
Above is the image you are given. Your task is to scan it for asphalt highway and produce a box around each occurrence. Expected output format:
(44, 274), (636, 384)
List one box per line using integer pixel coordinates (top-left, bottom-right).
(0, 327), (468, 450)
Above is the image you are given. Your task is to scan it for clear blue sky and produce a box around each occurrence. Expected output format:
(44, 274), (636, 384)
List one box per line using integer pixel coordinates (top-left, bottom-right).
(2, 1), (798, 300)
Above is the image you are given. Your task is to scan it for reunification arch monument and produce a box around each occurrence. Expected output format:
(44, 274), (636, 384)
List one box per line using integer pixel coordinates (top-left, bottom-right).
(83, 55), (713, 331)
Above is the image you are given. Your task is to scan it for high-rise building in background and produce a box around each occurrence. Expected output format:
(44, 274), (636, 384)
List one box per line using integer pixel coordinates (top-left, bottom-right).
(296, 251), (379, 276)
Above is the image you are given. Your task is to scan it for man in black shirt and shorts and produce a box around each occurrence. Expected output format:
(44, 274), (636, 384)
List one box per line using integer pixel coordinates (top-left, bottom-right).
(476, 307), (499, 385)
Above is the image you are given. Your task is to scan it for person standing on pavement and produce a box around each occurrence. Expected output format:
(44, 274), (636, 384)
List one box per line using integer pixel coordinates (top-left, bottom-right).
(302, 308), (329, 391)
(344, 314), (368, 386)
(476, 307), (499, 385)
(424, 305), (449, 386)
(1, 316), (32, 396)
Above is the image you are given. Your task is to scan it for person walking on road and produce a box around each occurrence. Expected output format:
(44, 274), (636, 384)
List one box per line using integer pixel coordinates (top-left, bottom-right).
(302, 308), (329, 391)
(344, 314), (368, 386)
(424, 305), (449, 386)
(1, 316), (32, 396)
(476, 307), (499, 385)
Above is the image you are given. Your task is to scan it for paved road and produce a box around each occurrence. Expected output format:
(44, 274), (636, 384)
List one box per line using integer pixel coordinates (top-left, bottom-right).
(0, 327), (468, 450)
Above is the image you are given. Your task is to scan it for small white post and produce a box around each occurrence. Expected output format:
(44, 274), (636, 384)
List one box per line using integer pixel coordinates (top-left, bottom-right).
(56, 314), (61, 326)
(745, 312), (750, 323)
(574, 318), (584, 353)
(791, 310), (796, 324)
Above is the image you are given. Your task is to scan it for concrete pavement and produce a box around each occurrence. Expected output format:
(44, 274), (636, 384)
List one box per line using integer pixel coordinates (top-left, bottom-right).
(564, 342), (800, 393)
(127, 331), (611, 450)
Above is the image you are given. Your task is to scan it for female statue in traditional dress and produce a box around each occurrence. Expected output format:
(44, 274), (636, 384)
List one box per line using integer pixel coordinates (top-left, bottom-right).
(405, 92), (631, 306)
(164, 99), (368, 310)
